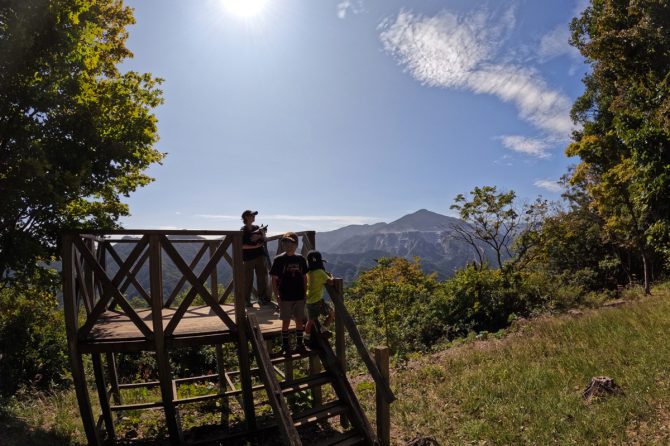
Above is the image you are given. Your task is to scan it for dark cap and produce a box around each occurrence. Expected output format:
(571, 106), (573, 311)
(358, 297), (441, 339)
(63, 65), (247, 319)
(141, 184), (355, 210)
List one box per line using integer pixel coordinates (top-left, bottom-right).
(307, 250), (327, 270)
(241, 210), (258, 219)
(281, 232), (299, 244)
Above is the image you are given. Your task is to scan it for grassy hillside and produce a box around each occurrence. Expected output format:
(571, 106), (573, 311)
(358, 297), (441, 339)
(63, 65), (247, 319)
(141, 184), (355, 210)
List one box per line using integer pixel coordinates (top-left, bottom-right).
(3, 284), (670, 445)
(355, 283), (670, 445)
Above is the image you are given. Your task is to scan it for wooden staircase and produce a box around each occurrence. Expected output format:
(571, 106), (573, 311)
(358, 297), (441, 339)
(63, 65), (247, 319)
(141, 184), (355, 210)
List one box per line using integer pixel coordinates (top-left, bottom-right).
(248, 314), (378, 446)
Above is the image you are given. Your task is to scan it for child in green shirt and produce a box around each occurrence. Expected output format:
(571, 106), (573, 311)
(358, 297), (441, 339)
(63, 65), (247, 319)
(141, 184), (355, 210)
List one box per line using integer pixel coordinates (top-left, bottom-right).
(305, 251), (335, 349)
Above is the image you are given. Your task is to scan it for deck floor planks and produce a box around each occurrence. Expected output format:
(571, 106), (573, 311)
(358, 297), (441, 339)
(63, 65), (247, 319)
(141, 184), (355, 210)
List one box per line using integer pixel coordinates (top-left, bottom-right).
(86, 304), (292, 345)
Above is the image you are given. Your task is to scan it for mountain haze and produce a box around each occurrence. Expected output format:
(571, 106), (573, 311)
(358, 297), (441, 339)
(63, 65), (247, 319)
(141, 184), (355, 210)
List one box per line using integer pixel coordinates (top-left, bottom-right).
(318, 209), (492, 282)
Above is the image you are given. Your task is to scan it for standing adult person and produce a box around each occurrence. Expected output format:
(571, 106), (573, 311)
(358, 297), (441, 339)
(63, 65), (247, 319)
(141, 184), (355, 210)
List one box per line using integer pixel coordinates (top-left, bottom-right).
(241, 210), (271, 307)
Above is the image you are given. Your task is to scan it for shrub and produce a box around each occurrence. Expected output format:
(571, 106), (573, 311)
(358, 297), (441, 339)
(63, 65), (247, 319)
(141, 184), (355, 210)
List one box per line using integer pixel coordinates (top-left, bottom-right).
(0, 278), (69, 396)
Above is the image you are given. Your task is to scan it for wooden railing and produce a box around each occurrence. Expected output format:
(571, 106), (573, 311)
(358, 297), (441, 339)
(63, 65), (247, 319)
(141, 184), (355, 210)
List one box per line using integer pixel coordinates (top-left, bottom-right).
(326, 279), (395, 404)
(62, 229), (317, 343)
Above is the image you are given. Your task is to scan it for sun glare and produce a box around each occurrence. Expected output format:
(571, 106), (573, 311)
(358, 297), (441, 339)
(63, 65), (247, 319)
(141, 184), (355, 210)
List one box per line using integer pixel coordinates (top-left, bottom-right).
(221, 0), (269, 18)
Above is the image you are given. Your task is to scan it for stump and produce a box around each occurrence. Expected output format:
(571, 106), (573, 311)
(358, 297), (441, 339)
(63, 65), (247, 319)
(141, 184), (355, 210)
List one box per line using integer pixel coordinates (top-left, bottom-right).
(406, 436), (440, 446)
(582, 376), (622, 403)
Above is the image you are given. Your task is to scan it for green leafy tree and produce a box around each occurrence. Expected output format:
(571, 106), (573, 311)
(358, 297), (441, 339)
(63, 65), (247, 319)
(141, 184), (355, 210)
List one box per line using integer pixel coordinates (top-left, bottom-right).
(0, 0), (164, 282)
(346, 257), (445, 355)
(568, 0), (670, 293)
(0, 268), (68, 395)
(450, 186), (547, 271)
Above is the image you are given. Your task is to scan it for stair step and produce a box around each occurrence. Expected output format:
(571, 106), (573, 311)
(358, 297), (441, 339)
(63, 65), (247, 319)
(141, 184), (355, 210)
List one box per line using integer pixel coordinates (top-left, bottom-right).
(281, 372), (331, 394)
(293, 400), (348, 427)
(269, 350), (317, 363)
(314, 429), (366, 446)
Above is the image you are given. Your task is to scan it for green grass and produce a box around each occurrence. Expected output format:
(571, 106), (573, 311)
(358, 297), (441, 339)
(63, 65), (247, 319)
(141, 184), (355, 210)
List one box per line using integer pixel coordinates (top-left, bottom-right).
(3, 283), (670, 445)
(359, 282), (670, 445)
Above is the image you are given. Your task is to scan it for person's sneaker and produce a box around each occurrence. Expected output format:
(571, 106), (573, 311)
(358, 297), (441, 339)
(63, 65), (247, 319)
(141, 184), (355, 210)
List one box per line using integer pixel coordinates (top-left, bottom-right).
(281, 343), (291, 356)
(294, 344), (307, 355)
(319, 329), (332, 339)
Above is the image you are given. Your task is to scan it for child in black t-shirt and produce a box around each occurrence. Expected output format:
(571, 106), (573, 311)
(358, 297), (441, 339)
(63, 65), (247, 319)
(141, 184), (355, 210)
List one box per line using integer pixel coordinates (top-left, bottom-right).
(270, 232), (308, 355)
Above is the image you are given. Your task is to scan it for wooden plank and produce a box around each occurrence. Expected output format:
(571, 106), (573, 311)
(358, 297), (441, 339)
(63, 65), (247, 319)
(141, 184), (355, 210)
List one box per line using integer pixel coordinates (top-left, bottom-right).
(107, 242), (151, 305)
(92, 353), (115, 440)
(374, 347), (391, 446)
(219, 280), (234, 304)
(110, 401), (163, 411)
(106, 352), (122, 406)
(149, 235), (182, 445)
(232, 233), (256, 430)
(73, 253), (93, 314)
(62, 234), (102, 446)
(165, 242), (208, 307)
(309, 354), (323, 407)
(209, 241), (219, 301)
(173, 384), (265, 406)
(313, 334), (377, 446)
(248, 314), (302, 446)
(216, 344), (229, 429)
(326, 280), (395, 404)
(292, 400), (348, 428)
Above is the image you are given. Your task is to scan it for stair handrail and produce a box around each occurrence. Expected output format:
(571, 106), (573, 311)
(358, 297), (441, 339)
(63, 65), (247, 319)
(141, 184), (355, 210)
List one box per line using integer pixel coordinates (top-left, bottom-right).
(247, 314), (303, 446)
(326, 279), (396, 404)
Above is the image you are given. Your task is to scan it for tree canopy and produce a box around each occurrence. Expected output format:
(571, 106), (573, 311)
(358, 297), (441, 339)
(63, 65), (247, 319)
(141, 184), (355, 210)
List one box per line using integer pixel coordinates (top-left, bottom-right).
(0, 0), (164, 282)
(567, 0), (670, 293)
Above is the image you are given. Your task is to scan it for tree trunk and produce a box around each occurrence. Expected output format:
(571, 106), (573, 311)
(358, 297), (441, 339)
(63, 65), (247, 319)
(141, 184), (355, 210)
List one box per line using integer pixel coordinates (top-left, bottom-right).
(641, 250), (651, 295)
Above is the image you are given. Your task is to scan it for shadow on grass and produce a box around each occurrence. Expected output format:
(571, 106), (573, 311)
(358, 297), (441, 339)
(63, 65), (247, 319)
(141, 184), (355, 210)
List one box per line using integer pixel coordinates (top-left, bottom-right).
(0, 412), (76, 446)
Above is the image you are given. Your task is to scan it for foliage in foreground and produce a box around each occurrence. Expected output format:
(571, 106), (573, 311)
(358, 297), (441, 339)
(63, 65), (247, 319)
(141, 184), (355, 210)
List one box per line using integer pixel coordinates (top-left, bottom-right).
(0, 272), (68, 396)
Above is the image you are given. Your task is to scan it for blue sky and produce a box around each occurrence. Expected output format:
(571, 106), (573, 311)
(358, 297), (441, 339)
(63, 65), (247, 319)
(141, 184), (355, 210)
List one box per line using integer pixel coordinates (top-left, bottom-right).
(120, 0), (588, 233)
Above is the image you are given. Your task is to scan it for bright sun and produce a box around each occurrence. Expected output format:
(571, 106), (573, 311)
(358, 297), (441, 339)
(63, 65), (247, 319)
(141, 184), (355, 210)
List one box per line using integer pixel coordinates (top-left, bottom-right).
(220, 0), (269, 18)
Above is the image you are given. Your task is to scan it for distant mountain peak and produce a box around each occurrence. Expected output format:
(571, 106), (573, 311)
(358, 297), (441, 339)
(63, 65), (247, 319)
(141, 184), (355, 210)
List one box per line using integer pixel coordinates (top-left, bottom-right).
(382, 209), (460, 233)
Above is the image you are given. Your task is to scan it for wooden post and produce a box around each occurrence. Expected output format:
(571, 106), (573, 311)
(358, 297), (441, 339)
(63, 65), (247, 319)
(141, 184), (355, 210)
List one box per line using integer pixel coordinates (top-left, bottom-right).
(333, 279), (348, 428)
(374, 347), (391, 446)
(106, 352), (122, 407)
(215, 344), (229, 430)
(149, 235), (182, 444)
(92, 353), (115, 440)
(209, 241), (219, 301)
(233, 233), (256, 430)
(63, 234), (102, 446)
(84, 238), (96, 310)
(306, 231), (316, 251)
(334, 279), (346, 372)
(309, 354), (322, 407)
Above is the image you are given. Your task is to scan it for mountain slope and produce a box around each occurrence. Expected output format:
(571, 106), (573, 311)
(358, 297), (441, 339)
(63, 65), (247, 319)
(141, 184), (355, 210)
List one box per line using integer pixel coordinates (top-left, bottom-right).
(317, 209), (493, 281)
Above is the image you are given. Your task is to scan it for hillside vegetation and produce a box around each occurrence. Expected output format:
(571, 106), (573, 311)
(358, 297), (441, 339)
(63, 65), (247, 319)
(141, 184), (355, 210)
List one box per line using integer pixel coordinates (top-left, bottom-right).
(354, 283), (670, 445)
(2, 284), (670, 445)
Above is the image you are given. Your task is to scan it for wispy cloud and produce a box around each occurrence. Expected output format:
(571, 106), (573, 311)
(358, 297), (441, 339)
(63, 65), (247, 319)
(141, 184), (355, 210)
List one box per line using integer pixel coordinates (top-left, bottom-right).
(337, 0), (363, 19)
(538, 26), (579, 61)
(197, 214), (378, 226)
(499, 135), (551, 158)
(379, 8), (575, 156)
(534, 179), (563, 193)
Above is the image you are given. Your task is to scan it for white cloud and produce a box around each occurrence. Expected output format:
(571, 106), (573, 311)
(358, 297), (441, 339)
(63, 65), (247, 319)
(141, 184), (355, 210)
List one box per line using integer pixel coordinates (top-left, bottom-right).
(337, 0), (363, 19)
(379, 8), (575, 149)
(538, 26), (580, 61)
(197, 214), (378, 226)
(499, 135), (551, 158)
(537, 0), (589, 62)
(534, 179), (563, 193)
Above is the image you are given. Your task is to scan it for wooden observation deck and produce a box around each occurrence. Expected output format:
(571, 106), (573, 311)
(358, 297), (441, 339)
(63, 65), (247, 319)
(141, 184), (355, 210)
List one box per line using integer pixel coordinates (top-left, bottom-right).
(62, 230), (394, 445)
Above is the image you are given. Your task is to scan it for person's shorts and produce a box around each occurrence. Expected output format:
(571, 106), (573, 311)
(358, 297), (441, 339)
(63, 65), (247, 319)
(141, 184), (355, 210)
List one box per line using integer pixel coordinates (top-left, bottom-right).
(306, 299), (333, 321)
(279, 299), (306, 322)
